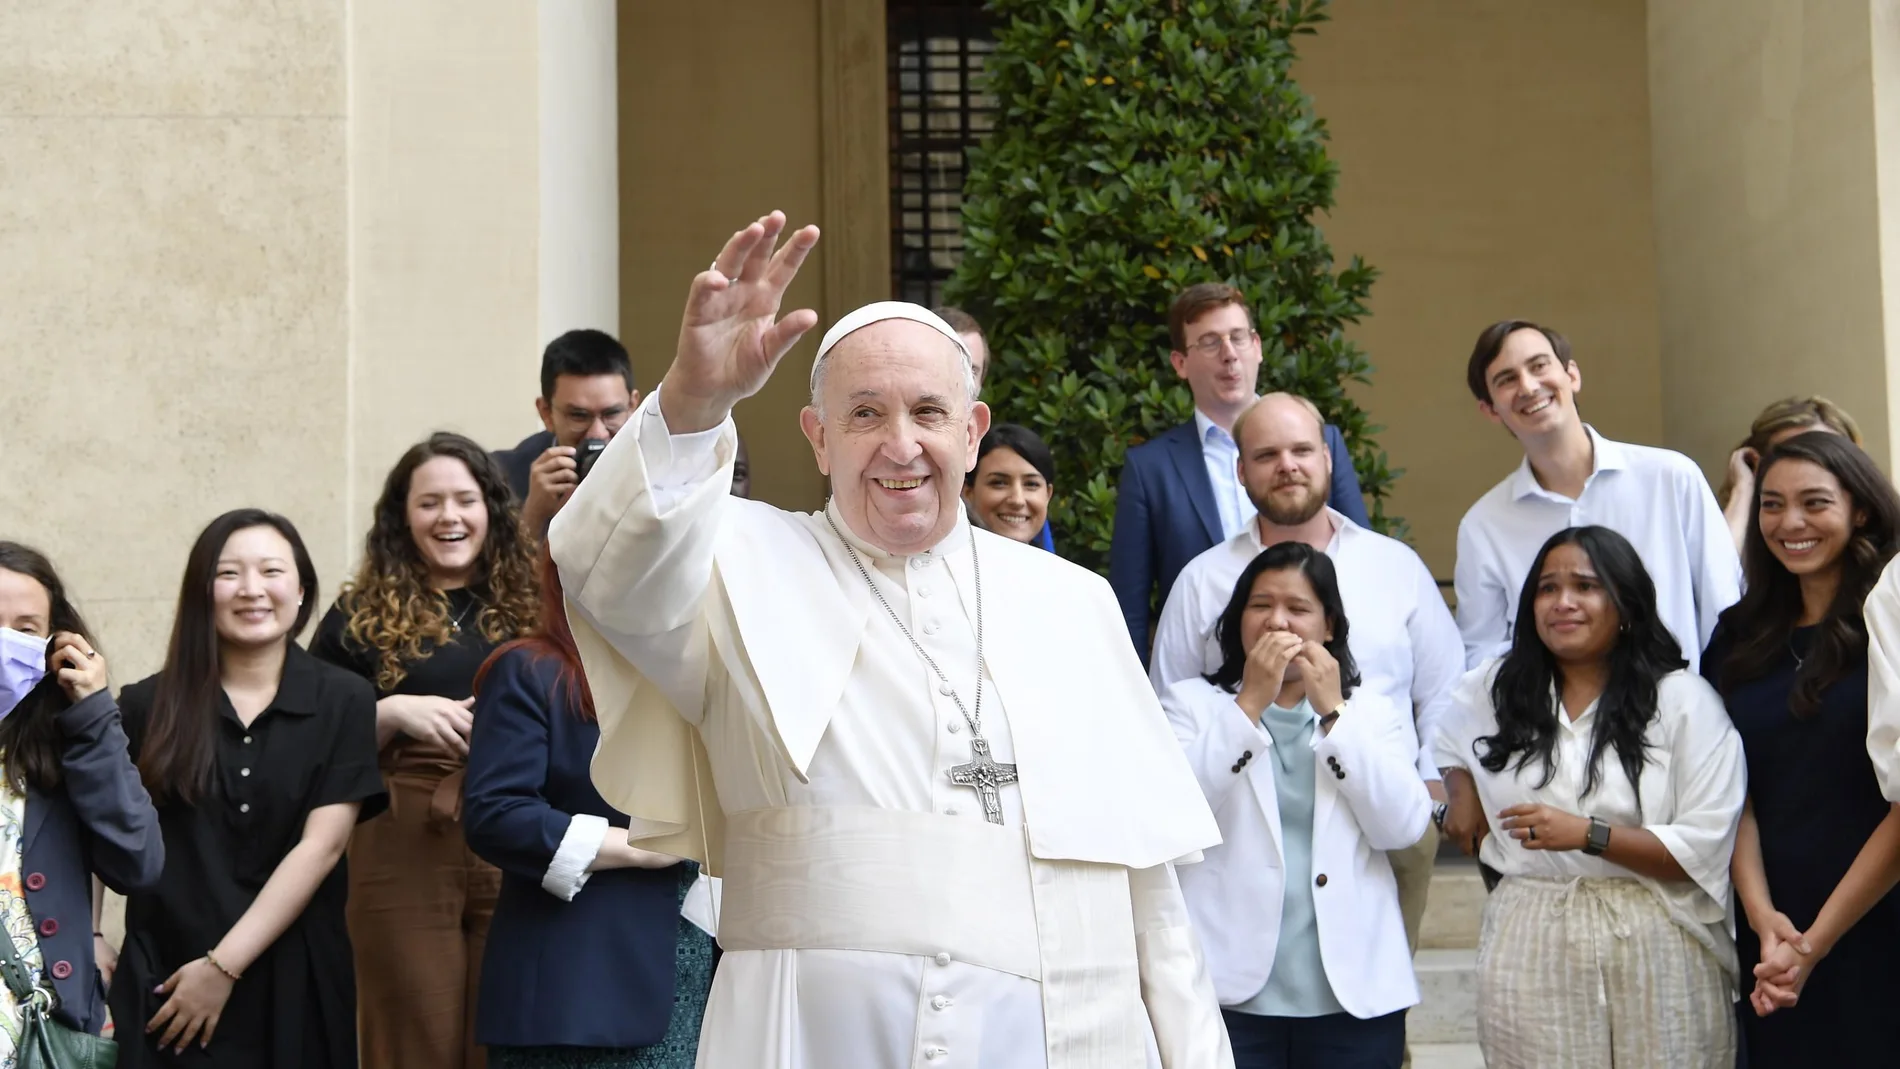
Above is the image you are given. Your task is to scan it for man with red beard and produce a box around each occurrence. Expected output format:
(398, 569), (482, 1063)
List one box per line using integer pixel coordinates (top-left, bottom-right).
(1148, 392), (1460, 1041)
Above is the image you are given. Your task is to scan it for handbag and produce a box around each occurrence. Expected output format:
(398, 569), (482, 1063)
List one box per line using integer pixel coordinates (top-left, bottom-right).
(0, 924), (115, 1069)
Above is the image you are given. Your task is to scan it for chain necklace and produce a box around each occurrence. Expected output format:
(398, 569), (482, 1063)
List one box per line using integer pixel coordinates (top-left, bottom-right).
(447, 595), (477, 635)
(824, 510), (1018, 824)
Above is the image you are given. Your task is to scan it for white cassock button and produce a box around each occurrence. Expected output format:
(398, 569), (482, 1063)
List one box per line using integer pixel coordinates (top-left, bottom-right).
(934, 952), (952, 966)
(944, 806), (959, 816)
(932, 995), (953, 1010)
(923, 620), (940, 635)
(926, 1048), (947, 1060)
(948, 721), (962, 734)
(917, 585), (932, 598)
(912, 557), (931, 570)
(938, 682), (954, 695)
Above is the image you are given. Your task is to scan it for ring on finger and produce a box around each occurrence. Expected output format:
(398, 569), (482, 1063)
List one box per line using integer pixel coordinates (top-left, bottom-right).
(1527, 826), (1537, 842)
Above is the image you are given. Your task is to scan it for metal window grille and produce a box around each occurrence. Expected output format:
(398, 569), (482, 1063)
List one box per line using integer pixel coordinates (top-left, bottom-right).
(888, 1), (997, 306)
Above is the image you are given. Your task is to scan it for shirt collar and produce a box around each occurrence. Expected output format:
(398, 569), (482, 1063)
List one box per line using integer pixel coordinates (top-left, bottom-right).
(1509, 424), (1626, 500)
(1237, 508), (1349, 555)
(823, 497), (973, 564)
(221, 644), (323, 725)
(1194, 408), (1238, 449)
(1553, 686), (1601, 735)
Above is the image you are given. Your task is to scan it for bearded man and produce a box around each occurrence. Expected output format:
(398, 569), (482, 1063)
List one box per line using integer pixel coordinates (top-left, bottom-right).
(549, 212), (1233, 1068)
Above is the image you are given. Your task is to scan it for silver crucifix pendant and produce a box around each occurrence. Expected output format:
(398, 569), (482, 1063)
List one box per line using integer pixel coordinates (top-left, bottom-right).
(947, 736), (1018, 825)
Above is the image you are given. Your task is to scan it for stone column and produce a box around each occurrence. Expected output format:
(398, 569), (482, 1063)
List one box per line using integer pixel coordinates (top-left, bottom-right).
(538, 0), (621, 344)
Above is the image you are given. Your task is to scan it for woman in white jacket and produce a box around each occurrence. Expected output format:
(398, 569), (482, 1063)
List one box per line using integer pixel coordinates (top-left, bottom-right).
(1163, 542), (1430, 1069)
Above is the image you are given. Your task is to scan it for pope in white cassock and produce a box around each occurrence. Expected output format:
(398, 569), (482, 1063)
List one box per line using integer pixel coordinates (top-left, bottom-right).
(548, 213), (1235, 1069)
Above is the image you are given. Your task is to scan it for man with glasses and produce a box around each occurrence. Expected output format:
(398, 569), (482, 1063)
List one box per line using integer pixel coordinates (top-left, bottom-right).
(1110, 283), (1367, 662)
(492, 328), (640, 535)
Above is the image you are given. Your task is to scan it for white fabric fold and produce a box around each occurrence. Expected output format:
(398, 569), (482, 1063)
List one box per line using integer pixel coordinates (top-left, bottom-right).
(542, 813), (610, 901)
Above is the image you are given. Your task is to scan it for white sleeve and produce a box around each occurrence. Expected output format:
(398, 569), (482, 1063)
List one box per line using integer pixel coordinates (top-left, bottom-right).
(1867, 558), (1900, 802)
(1149, 563), (1214, 695)
(1161, 680), (1268, 812)
(1681, 462), (1743, 657)
(1407, 555), (1463, 780)
(1432, 663), (1497, 773)
(1453, 516), (1510, 670)
(1644, 676), (1747, 911)
(1314, 694), (1432, 851)
(1129, 861), (1236, 1069)
(541, 814), (611, 901)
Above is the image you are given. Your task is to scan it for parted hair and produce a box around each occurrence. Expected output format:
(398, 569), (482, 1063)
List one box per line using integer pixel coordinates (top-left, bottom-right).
(0, 543), (96, 793)
(968, 423), (1056, 487)
(1464, 319), (1572, 404)
(1204, 542), (1360, 698)
(1717, 432), (1900, 717)
(336, 433), (539, 692)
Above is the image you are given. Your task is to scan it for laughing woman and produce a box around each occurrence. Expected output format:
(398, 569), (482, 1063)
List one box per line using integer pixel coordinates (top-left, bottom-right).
(962, 423), (1057, 552)
(311, 433), (539, 1069)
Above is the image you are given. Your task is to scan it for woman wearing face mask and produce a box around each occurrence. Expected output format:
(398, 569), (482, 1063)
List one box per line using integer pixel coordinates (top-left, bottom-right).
(962, 423), (1057, 552)
(1717, 396), (1862, 555)
(1435, 526), (1744, 1068)
(1706, 432), (1900, 1064)
(0, 544), (163, 1051)
(112, 510), (386, 1067)
(310, 432), (538, 1069)
(1162, 542), (1429, 1068)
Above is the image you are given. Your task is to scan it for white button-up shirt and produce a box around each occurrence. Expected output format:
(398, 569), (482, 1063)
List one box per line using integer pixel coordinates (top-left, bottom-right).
(1453, 427), (1740, 671)
(1194, 409), (1252, 539)
(1148, 509), (1462, 780)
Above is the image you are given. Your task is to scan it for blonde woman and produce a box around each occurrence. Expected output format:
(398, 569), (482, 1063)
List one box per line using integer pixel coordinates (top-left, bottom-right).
(310, 432), (538, 1069)
(1718, 396), (1861, 554)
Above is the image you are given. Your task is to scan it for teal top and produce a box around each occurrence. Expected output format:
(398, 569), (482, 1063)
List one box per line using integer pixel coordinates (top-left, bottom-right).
(1235, 698), (1345, 1018)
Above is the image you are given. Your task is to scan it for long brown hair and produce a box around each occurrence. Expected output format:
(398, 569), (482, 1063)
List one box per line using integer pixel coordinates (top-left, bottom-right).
(336, 433), (538, 691)
(474, 545), (594, 721)
(0, 543), (98, 793)
(142, 510), (319, 804)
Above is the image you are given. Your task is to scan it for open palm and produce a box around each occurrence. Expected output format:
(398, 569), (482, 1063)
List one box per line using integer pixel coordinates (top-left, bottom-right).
(661, 211), (821, 433)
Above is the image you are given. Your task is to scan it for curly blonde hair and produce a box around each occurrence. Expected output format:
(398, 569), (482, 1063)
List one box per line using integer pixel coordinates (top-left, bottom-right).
(338, 433), (540, 692)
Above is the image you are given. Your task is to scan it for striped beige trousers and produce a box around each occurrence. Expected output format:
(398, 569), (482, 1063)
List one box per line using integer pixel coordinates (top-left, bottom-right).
(1476, 876), (1734, 1069)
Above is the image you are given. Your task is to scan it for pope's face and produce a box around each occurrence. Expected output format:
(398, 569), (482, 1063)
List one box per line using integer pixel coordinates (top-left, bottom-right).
(801, 321), (990, 555)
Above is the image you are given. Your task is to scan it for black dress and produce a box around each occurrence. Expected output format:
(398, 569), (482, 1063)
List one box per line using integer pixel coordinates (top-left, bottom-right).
(1704, 623), (1900, 1066)
(108, 646), (388, 1068)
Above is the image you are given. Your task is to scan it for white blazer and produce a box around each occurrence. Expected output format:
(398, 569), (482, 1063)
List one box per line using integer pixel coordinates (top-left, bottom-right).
(1163, 677), (1430, 1018)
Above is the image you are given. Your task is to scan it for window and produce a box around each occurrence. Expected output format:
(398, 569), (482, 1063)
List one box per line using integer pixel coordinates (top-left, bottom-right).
(888, 1), (997, 306)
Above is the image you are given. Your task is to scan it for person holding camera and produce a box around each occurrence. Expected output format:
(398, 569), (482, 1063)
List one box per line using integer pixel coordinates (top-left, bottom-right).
(310, 433), (540, 1069)
(491, 330), (640, 537)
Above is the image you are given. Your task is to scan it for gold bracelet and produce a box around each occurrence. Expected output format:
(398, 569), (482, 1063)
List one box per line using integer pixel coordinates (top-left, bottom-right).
(203, 950), (241, 981)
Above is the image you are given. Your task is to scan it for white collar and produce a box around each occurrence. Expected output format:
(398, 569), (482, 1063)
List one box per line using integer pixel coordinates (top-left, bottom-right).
(823, 498), (973, 563)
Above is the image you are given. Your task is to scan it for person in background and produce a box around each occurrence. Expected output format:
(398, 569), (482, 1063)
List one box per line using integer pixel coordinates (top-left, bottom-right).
(1111, 283), (1369, 664)
(311, 433), (540, 1069)
(1717, 396), (1862, 556)
(1437, 526), (1743, 1069)
(933, 306), (989, 389)
(1453, 319), (1739, 671)
(963, 423), (1058, 552)
(1164, 543), (1428, 1068)
(464, 546), (714, 1068)
(731, 434), (751, 499)
(113, 510), (386, 1067)
(0, 543), (163, 1047)
(1706, 432), (1900, 1064)
(491, 330), (639, 536)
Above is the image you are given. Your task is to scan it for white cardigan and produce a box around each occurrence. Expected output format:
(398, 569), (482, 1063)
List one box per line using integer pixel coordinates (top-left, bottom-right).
(1162, 678), (1430, 1018)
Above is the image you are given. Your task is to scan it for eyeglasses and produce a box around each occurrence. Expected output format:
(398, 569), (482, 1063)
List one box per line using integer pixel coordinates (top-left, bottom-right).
(1188, 329), (1258, 357)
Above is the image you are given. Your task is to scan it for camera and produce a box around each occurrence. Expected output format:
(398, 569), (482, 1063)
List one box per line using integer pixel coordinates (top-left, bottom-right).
(574, 438), (609, 483)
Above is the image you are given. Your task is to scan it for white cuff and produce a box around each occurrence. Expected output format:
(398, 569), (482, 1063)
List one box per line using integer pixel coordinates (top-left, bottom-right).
(682, 874), (722, 937)
(542, 814), (611, 901)
(639, 388), (732, 505)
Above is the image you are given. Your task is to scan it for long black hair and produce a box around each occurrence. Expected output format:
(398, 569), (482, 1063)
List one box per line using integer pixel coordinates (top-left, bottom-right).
(1476, 526), (1681, 811)
(141, 509), (318, 805)
(1717, 431), (1900, 715)
(0, 543), (95, 793)
(1204, 542), (1360, 697)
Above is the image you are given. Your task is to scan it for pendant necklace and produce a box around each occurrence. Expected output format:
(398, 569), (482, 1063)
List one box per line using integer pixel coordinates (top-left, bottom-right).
(825, 511), (1018, 825)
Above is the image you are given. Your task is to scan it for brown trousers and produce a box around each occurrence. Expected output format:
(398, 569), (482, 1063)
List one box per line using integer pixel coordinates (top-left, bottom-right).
(349, 767), (501, 1069)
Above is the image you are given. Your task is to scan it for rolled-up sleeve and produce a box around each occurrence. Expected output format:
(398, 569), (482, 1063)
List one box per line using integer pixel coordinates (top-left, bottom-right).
(1645, 675), (1747, 913)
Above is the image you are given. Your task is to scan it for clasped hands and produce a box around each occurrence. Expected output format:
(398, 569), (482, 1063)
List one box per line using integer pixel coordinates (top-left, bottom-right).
(1234, 630), (1343, 726)
(1745, 909), (1818, 1017)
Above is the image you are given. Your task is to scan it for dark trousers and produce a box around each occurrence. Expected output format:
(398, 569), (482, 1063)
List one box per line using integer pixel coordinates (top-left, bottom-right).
(1222, 1008), (1406, 1069)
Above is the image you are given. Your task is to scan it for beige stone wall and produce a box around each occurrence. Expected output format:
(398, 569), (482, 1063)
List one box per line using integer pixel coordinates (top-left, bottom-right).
(1296, 0), (1663, 579)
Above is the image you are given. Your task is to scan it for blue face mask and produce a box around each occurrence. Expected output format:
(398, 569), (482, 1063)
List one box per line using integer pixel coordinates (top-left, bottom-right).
(0, 629), (50, 720)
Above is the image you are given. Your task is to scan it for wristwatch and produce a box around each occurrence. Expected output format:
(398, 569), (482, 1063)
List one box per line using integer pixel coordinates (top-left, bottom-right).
(1582, 816), (1612, 856)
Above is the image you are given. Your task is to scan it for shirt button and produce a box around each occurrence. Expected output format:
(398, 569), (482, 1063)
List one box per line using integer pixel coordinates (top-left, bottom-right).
(948, 721), (962, 734)
(240, 768), (251, 777)
(1315, 874), (1328, 888)
(912, 557), (931, 570)
(243, 736), (253, 744)
(938, 682), (954, 695)
(923, 621), (940, 635)
(934, 952), (952, 966)
(943, 806), (959, 816)
(926, 1048), (947, 1060)
(917, 585), (932, 598)
(932, 995), (953, 1010)
(239, 803), (251, 814)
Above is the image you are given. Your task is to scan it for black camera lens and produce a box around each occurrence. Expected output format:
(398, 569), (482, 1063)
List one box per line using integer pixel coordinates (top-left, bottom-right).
(575, 438), (609, 483)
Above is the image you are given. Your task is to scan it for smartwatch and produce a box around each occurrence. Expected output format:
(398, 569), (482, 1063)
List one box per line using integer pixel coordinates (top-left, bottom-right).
(1582, 816), (1612, 856)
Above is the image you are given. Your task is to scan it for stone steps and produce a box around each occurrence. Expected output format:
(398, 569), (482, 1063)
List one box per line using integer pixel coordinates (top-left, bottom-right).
(1413, 1041), (1486, 1068)
(1411, 860), (1483, 1053)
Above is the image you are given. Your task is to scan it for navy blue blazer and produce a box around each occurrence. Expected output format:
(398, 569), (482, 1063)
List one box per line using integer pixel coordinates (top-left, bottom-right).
(464, 648), (698, 1050)
(1109, 419), (1367, 662)
(24, 689), (164, 1033)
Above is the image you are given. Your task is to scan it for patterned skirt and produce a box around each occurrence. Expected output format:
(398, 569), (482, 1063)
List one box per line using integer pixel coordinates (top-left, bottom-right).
(1475, 875), (1733, 1069)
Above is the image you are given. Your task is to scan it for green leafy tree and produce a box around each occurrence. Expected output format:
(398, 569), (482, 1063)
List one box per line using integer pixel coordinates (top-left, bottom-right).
(947, 0), (1399, 573)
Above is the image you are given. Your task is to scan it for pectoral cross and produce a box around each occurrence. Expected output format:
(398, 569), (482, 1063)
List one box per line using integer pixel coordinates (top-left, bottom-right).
(948, 737), (1018, 825)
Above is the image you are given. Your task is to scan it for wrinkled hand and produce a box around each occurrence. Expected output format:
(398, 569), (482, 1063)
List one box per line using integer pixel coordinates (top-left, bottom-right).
(387, 695), (475, 757)
(1499, 803), (1590, 852)
(520, 446), (578, 533)
(1294, 641), (1344, 717)
(1235, 631), (1303, 722)
(49, 633), (106, 702)
(147, 957), (234, 1054)
(660, 212), (821, 433)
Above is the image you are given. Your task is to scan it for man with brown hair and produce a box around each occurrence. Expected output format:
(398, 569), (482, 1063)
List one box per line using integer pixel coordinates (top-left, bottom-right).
(1109, 282), (1368, 662)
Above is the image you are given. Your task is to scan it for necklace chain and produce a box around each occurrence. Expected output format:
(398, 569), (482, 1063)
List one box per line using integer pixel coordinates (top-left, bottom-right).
(824, 511), (984, 739)
(447, 596), (476, 634)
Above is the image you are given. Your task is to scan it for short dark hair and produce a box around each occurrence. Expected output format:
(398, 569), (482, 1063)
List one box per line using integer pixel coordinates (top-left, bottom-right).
(1169, 283), (1254, 353)
(934, 307), (983, 340)
(540, 329), (634, 401)
(1204, 542), (1360, 697)
(967, 423), (1055, 487)
(1465, 320), (1572, 404)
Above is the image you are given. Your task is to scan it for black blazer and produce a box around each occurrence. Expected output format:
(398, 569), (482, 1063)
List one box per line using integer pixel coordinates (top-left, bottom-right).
(24, 690), (165, 1033)
(463, 648), (697, 1049)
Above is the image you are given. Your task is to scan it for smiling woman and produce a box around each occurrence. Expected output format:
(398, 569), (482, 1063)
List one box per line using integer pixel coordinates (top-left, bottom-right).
(963, 423), (1054, 549)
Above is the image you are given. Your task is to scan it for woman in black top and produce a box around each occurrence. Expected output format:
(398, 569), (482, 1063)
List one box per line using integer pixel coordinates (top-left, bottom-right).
(110, 508), (385, 1067)
(1706, 432), (1900, 1066)
(309, 432), (537, 1069)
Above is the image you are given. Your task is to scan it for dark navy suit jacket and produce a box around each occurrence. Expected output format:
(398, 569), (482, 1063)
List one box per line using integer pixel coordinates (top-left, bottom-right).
(1109, 420), (1367, 663)
(26, 689), (165, 1033)
(464, 648), (697, 1050)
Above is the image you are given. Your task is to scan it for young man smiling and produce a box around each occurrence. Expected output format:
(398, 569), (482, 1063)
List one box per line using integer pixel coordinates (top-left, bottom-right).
(1452, 320), (1740, 671)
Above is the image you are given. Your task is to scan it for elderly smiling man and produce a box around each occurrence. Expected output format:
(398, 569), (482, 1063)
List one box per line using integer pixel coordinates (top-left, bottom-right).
(549, 213), (1232, 1069)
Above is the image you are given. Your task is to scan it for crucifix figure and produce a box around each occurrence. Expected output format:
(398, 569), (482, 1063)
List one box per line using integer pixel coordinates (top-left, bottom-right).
(948, 737), (1019, 825)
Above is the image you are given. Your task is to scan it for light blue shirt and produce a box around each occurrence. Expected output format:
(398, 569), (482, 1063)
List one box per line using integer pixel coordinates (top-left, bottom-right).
(1236, 698), (1345, 1019)
(1194, 409), (1253, 539)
